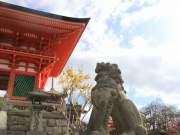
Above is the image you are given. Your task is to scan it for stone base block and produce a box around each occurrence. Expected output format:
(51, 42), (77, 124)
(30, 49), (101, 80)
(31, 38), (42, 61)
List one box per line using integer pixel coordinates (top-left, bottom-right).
(7, 130), (26, 135)
(27, 130), (46, 135)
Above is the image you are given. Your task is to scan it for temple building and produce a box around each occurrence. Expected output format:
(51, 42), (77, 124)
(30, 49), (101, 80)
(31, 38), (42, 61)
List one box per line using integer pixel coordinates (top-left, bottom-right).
(0, 1), (89, 100)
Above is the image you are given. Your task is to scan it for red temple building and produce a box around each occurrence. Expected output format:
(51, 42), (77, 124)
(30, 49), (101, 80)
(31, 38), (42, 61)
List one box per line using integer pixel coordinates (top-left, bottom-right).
(0, 1), (89, 100)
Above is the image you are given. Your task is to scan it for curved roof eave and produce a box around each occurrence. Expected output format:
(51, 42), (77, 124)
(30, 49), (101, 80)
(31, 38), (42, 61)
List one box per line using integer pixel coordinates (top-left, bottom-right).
(0, 1), (90, 25)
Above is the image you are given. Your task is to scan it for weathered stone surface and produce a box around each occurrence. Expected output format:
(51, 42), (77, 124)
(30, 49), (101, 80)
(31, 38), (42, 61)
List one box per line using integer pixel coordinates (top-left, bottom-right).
(7, 116), (29, 125)
(27, 130), (46, 135)
(7, 130), (26, 135)
(9, 125), (29, 131)
(46, 127), (60, 135)
(86, 62), (148, 135)
(43, 112), (65, 119)
(58, 119), (68, 126)
(7, 109), (68, 135)
(7, 110), (30, 117)
(42, 119), (47, 128)
(30, 110), (43, 131)
(47, 119), (57, 127)
(0, 129), (6, 135)
(61, 126), (68, 134)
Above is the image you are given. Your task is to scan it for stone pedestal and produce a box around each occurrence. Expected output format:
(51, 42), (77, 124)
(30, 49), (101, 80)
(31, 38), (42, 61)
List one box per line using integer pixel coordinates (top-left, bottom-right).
(30, 105), (43, 131)
(27, 104), (46, 135)
(7, 110), (30, 135)
(7, 110), (68, 135)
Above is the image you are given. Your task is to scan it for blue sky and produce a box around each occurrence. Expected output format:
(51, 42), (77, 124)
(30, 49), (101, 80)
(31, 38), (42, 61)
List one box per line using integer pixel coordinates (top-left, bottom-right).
(1, 0), (180, 111)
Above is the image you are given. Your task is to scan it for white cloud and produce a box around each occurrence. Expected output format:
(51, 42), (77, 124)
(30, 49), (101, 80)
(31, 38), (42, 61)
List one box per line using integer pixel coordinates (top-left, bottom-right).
(56, 0), (180, 109)
(1, 0), (180, 110)
(130, 35), (150, 49)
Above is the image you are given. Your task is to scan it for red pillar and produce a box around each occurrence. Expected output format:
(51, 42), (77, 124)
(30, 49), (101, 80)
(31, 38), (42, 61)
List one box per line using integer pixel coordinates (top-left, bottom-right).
(7, 69), (15, 99)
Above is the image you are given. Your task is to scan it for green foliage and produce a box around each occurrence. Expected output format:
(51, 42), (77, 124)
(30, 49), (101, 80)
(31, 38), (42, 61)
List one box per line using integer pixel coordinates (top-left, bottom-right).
(0, 96), (3, 110)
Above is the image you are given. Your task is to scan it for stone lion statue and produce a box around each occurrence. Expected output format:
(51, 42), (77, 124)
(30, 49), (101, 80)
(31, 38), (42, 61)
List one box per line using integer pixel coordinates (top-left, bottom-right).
(86, 63), (147, 135)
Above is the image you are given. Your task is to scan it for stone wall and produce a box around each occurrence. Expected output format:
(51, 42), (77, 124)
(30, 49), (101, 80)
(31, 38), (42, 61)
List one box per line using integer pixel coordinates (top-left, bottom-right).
(7, 110), (30, 135)
(7, 110), (68, 135)
(42, 112), (68, 135)
(0, 111), (7, 135)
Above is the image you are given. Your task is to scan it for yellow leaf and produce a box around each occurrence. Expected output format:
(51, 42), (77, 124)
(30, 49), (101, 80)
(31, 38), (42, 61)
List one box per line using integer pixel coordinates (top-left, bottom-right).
(66, 68), (74, 77)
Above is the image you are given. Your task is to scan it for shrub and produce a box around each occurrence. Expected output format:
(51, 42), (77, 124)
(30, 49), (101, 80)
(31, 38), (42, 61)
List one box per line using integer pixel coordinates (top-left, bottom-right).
(0, 96), (3, 110)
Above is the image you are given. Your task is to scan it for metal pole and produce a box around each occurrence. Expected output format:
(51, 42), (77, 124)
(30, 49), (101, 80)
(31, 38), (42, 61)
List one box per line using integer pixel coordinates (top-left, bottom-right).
(52, 77), (54, 89)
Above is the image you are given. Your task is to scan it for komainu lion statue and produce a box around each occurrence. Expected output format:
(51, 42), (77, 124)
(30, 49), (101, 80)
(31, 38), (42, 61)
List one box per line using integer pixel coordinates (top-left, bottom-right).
(86, 63), (147, 135)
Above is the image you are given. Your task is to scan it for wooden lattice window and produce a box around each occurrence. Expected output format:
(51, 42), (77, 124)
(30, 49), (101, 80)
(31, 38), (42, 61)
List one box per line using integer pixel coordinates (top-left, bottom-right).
(12, 74), (35, 97)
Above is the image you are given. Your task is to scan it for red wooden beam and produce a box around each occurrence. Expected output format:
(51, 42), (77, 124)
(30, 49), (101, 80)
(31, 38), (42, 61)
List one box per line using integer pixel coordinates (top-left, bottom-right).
(0, 45), (56, 61)
(0, 1), (89, 100)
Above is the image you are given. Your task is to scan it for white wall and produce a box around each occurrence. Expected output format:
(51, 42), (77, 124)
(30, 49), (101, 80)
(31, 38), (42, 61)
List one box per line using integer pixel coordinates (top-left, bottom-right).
(0, 90), (6, 97)
(0, 111), (7, 129)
